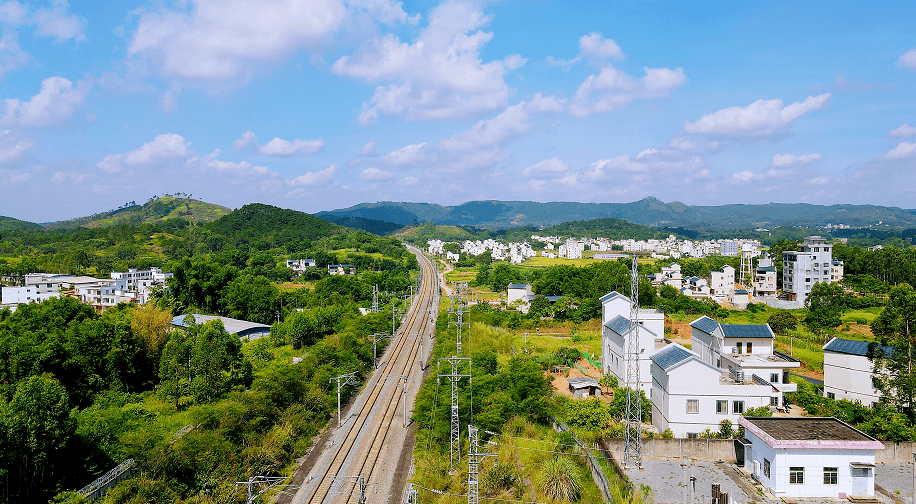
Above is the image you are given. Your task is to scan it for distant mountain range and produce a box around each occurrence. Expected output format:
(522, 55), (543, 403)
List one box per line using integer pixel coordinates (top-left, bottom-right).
(317, 198), (916, 230)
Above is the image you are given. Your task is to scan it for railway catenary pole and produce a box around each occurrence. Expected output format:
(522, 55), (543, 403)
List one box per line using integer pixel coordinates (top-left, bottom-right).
(623, 253), (642, 469)
(329, 372), (359, 428)
(438, 356), (471, 472)
(371, 332), (391, 369)
(386, 374), (409, 427)
(467, 425), (496, 504)
(372, 284), (379, 313)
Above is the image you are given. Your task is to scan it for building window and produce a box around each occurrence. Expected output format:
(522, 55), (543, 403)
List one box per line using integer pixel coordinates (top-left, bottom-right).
(687, 400), (699, 414)
(687, 432), (698, 439)
(827, 392), (835, 399)
(764, 459), (771, 478)
(733, 401), (744, 414)
(746, 342), (752, 353)
(736, 342), (743, 354)
(770, 373), (779, 383)
(770, 396), (778, 406)
(790, 467), (804, 484)
(716, 400), (728, 414)
(823, 467), (838, 485)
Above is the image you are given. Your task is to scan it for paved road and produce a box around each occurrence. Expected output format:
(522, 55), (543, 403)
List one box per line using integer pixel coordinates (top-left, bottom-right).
(285, 246), (439, 504)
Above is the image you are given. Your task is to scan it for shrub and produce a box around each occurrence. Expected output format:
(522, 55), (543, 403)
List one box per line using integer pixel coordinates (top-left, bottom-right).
(538, 457), (582, 502)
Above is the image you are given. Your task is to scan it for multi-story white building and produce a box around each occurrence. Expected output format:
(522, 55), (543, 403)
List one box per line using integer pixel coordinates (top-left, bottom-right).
(754, 258), (778, 297)
(783, 236), (835, 303)
(823, 337), (893, 407)
(651, 343), (778, 438)
(286, 258), (316, 272)
(831, 260), (845, 283)
(1, 273), (64, 304)
(739, 416), (883, 498)
(690, 316), (800, 407)
(720, 241), (739, 256)
(709, 265), (735, 298)
(600, 291), (665, 394)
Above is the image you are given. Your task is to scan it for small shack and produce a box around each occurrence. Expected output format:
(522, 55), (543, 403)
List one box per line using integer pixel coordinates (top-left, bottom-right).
(567, 377), (601, 398)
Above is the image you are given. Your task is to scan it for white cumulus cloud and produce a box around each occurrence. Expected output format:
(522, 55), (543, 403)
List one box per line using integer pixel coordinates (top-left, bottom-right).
(2, 76), (87, 127)
(129, 0), (409, 89)
(0, 1), (84, 77)
(770, 153), (823, 167)
(359, 166), (394, 180)
(897, 49), (916, 70)
(332, 0), (525, 123)
(287, 165), (338, 187)
(233, 130), (324, 156)
(684, 93), (831, 137)
(880, 141), (916, 160)
(568, 65), (686, 117)
(381, 142), (428, 167)
(0, 128), (33, 163)
(97, 133), (193, 173)
(362, 141), (377, 156)
(0, 167), (29, 186)
(522, 157), (569, 177)
(890, 124), (916, 137)
(579, 32), (624, 60)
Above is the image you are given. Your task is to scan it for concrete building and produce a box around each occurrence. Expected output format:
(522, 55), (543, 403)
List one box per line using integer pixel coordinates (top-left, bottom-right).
(286, 259), (316, 271)
(600, 291), (665, 394)
(328, 264), (355, 275)
(823, 337), (893, 407)
(690, 316), (799, 407)
(739, 416), (883, 498)
(720, 241), (739, 256)
(831, 260), (845, 283)
(709, 265), (735, 298)
(783, 236), (835, 303)
(507, 283), (533, 308)
(650, 343), (778, 438)
(753, 257), (777, 297)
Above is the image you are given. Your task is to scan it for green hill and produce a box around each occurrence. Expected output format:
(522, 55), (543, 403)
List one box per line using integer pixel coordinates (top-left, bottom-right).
(0, 216), (42, 232)
(46, 196), (230, 230)
(205, 203), (347, 248)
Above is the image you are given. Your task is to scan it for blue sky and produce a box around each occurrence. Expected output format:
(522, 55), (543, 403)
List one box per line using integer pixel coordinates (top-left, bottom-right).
(1, 0), (915, 222)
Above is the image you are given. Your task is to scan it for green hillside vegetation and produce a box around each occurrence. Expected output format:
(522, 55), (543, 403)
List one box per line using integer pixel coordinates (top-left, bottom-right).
(0, 216), (43, 232)
(46, 195), (230, 230)
(0, 202), (418, 502)
(318, 214), (404, 235)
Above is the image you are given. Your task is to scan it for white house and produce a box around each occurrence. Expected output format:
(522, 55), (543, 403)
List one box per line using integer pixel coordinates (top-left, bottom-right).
(682, 276), (710, 298)
(753, 258), (777, 297)
(507, 283), (533, 310)
(783, 236), (836, 303)
(650, 343), (778, 438)
(709, 265), (735, 298)
(739, 416), (884, 498)
(690, 316), (800, 407)
(651, 263), (683, 289)
(286, 258), (316, 272)
(823, 337), (893, 407)
(600, 291), (665, 394)
(328, 264), (355, 275)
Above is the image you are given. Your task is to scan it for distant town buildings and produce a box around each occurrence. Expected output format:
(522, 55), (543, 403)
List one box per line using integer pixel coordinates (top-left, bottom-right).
(1, 267), (172, 311)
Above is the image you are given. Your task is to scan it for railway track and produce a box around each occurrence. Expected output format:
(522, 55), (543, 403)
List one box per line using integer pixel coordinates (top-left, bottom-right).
(289, 246), (439, 504)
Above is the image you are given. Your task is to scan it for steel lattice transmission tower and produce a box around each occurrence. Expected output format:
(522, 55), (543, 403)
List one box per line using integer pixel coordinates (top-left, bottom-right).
(467, 425), (496, 504)
(438, 356), (471, 472)
(623, 254), (642, 469)
(448, 292), (469, 356)
(372, 284), (379, 313)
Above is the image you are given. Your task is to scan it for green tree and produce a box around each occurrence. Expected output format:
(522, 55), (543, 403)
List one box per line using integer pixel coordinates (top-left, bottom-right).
(528, 295), (551, 317)
(222, 274), (279, 324)
(804, 281), (847, 334)
(608, 388), (651, 423)
(767, 310), (798, 335)
(564, 397), (612, 430)
(871, 283), (916, 418)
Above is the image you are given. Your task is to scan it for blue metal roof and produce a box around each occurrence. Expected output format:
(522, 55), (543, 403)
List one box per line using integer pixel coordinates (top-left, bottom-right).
(721, 324), (774, 339)
(508, 283), (530, 290)
(690, 316), (720, 334)
(756, 266), (776, 272)
(651, 344), (694, 371)
(823, 337), (894, 358)
(604, 315), (634, 335)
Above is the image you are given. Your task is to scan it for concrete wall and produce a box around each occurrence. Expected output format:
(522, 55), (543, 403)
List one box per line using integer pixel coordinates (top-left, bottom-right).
(875, 443), (916, 464)
(823, 351), (881, 405)
(603, 438), (738, 463)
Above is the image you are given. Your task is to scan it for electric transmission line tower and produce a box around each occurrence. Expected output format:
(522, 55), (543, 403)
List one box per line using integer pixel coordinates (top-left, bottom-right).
(467, 425), (496, 504)
(448, 293), (469, 356)
(438, 356), (471, 472)
(623, 254), (642, 469)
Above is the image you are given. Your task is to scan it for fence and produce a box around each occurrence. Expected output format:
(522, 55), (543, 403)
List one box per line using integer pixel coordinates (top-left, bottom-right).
(78, 459), (136, 501)
(554, 420), (613, 503)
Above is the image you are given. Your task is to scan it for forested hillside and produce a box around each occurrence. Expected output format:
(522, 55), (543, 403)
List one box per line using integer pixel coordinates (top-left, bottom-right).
(46, 195), (230, 230)
(0, 202), (418, 503)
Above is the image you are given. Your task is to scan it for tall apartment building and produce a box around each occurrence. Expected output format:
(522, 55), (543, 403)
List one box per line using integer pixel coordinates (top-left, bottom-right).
(782, 236), (836, 303)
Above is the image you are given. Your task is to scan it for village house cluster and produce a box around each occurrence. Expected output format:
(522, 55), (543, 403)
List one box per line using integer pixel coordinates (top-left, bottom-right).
(1, 267), (173, 312)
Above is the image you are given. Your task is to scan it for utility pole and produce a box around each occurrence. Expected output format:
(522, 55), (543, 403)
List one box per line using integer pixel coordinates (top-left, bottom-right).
(438, 356), (471, 472)
(371, 332), (391, 369)
(624, 253), (642, 469)
(467, 425), (496, 504)
(235, 475), (288, 504)
(329, 372), (359, 427)
(372, 284), (379, 313)
(405, 483), (418, 504)
(387, 374), (409, 427)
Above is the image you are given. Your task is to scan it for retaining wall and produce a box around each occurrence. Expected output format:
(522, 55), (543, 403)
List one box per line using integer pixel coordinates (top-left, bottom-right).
(602, 438), (738, 463)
